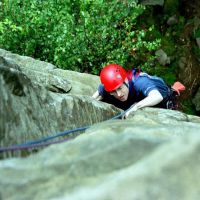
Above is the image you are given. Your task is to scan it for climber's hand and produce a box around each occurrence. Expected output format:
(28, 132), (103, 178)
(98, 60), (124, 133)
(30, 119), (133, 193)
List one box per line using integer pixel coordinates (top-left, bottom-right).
(122, 104), (138, 119)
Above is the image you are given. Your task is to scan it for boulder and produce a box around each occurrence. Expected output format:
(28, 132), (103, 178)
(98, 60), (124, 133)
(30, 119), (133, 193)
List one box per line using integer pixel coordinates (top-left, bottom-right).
(0, 49), (100, 96)
(0, 108), (200, 200)
(1, 49), (200, 200)
(0, 51), (120, 158)
(155, 49), (170, 66)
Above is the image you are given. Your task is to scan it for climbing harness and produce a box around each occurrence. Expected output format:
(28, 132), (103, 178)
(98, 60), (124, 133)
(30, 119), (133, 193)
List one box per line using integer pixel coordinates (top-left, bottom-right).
(166, 81), (186, 110)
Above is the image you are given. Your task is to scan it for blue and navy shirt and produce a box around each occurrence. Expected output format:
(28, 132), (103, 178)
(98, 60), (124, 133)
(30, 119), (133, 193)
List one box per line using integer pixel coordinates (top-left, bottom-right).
(98, 69), (170, 110)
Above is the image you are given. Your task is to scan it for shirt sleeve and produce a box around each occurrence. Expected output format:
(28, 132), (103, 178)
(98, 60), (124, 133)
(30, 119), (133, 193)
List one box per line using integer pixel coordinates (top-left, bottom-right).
(134, 76), (158, 96)
(98, 84), (105, 96)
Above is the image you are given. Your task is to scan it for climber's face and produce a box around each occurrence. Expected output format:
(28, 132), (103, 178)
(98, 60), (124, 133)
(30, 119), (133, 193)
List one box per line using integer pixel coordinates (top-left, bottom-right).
(110, 80), (129, 101)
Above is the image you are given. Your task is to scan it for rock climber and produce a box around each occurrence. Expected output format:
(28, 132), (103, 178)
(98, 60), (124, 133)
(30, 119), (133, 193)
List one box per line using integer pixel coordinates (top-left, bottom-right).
(92, 64), (185, 118)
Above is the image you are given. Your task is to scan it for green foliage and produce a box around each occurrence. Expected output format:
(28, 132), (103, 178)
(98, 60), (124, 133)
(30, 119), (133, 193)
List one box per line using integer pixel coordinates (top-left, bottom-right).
(194, 28), (200, 38)
(164, 0), (179, 15)
(193, 28), (200, 61)
(192, 45), (200, 61)
(0, 0), (72, 61)
(181, 100), (197, 115)
(0, 0), (161, 74)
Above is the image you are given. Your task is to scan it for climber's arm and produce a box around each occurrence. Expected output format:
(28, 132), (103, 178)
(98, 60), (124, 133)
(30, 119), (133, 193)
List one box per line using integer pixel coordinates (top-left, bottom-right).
(123, 89), (163, 118)
(92, 90), (103, 101)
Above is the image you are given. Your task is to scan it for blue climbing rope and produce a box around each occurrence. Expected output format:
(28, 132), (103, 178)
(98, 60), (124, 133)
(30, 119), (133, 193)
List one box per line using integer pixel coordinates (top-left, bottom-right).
(0, 110), (126, 153)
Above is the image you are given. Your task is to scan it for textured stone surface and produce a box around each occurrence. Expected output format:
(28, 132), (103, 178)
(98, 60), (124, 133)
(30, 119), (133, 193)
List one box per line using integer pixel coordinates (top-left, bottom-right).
(155, 49), (170, 66)
(0, 108), (200, 200)
(1, 49), (200, 200)
(0, 51), (119, 158)
(0, 49), (100, 96)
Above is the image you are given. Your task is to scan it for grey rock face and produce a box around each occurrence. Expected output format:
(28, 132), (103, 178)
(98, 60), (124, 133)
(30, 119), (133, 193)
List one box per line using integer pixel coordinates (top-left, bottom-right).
(0, 49), (100, 96)
(1, 49), (200, 200)
(0, 108), (200, 200)
(155, 49), (170, 66)
(0, 50), (119, 158)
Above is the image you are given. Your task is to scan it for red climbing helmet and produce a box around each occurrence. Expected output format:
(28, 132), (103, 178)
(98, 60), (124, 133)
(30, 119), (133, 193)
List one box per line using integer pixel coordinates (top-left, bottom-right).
(100, 64), (127, 92)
